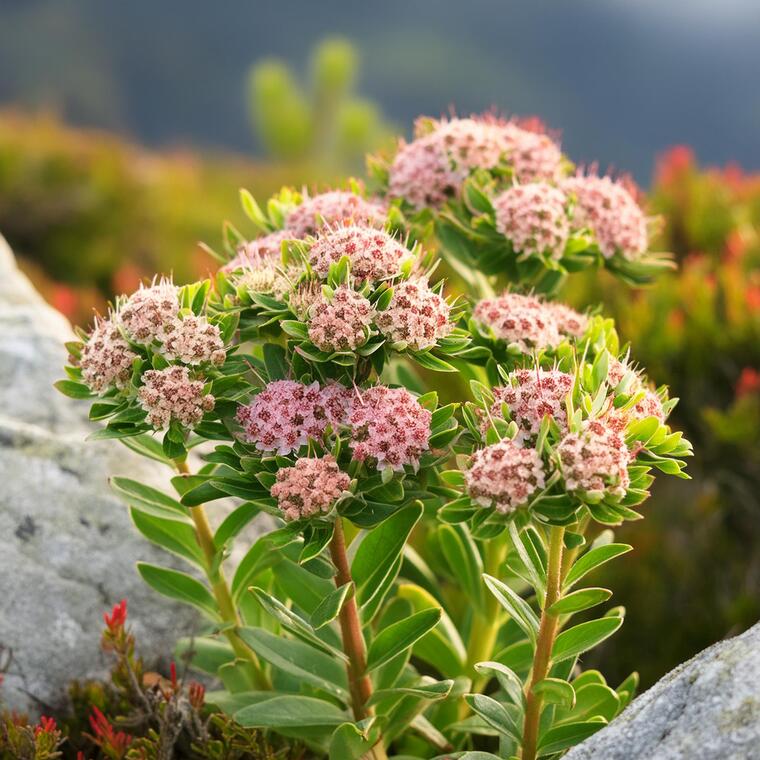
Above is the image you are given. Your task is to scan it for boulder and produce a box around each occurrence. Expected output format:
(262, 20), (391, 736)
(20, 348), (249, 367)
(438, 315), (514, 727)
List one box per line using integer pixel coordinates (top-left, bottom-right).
(0, 236), (200, 715)
(565, 621), (760, 760)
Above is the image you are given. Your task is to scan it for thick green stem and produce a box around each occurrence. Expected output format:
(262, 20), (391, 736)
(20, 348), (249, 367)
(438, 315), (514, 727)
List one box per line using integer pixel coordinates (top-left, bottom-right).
(521, 526), (565, 760)
(329, 518), (388, 760)
(175, 459), (269, 690)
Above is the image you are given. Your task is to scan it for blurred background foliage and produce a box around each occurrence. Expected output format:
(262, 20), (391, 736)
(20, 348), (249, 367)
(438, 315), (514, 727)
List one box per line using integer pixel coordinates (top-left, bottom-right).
(1, 3), (760, 693)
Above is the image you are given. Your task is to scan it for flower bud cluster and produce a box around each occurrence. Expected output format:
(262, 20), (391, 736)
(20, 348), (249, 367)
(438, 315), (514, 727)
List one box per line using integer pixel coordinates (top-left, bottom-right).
(79, 317), (137, 394)
(271, 455), (351, 521)
(119, 280), (180, 343)
(161, 314), (226, 366)
(222, 230), (291, 273)
(138, 366), (214, 430)
(563, 174), (648, 260)
(375, 278), (452, 351)
(308, 286), (375, 352)
(286, 190), (387, 237)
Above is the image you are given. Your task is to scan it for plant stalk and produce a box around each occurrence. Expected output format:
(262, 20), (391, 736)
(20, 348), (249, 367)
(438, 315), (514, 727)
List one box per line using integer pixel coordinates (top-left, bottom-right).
(521, 525), (565, 760)
(329, 517), (388, 760)
(175, 459), (269, 690)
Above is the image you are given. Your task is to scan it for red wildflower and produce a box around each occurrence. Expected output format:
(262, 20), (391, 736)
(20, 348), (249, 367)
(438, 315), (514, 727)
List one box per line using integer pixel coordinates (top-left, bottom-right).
(736, 368), (760, 398)
(89, 706), (133, 757)
(35, 715), (57, 736)
(188, 681), (206, 709)
(104, 600), (127, 632)
(655, 145), (694, 186)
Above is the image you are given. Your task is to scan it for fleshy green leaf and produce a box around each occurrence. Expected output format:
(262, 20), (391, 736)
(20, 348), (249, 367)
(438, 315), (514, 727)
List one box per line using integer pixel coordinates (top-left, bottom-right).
(137, 563), (219, 621)
(552, 617), (623, 662)
(311, 582), (353, 630)
(235, 695), (348, 729)
(564, 543), (633, 589)
(549, 588), (612, 616)
(532, 677), (576, 709)
(483, 574), (539, 644)
(366, 609), (441, 672)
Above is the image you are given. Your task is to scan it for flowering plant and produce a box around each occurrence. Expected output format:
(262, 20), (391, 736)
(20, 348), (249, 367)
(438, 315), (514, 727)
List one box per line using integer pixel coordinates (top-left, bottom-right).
(58, 112), (690, 759)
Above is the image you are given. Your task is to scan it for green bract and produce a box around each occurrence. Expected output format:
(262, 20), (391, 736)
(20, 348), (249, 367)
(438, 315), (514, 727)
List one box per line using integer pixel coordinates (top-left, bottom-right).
(58, 111), (691, 759)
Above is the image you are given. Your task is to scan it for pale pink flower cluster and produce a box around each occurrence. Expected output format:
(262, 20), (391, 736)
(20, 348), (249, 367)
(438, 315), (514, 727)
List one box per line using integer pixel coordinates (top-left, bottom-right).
(546, 302), (589, 338)
(465, 439), (546, 513)
(221, 230), (291, 273)
(375, 279), (452, 350)
(633, 389), (666, 422)
(270, 455), (351, 521)
(320, 381), (354, 428)
(493, 183), (569, 259)
(388, 116), (563, 209)
(489, 369), (575, 442)
(287, 282), (324, 320)
(162, 314), (226, 366)
(308, 225), (408, 281)
(348, 386), (431, 471)
(558, 419), (631, 499)
(138, 366), (214, 430)
(308, 286), (375, 352)
(474, 293), (560, 351)
(286, 191), (387, 238)
(119, 280), (180, 343)
(501, 122), (563, 183)
(563, 174), (648, 260)
(607, 357), (667, 423)
(79, 317), (137, 394)
(236, 380), (327, 454)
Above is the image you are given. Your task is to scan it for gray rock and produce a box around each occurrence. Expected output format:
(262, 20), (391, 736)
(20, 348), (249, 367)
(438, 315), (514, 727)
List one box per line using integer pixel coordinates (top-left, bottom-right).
(0, 235), (201, 714)
(565, 622), (760, 760)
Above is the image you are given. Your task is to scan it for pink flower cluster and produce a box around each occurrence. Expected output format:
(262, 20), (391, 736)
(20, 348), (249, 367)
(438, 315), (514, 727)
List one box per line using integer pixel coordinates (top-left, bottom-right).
(270, 455), (351, 521)
(388, 116), (563, 209)
(308, 286), (375, 352)
(376, 279), (452, 350)
(563, 174), (648, 260)
(162, 314), (226, 366)
(320, 381), (354, 428)
(221, 230), (291, 273)
(286, 191), (387, 238)
(138, 366), (214, 430)
(474, 293), (560, 351)
(489, 369), (575, 442)
(465, 439), (546, 513)
(237, 380), (328, 454)
(348, 385), (431, 471)
(119, 280), (180, 343)
(557, 419), (631, 499)
(608, 357), (667, 424)
(308, 225), (408, 281)
(474, 293), (587, 349)
(493, 182), (569, 259)
(79, 317), (137, 394)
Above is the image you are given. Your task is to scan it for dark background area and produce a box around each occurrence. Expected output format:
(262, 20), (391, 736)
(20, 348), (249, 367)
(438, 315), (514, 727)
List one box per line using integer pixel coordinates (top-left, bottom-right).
(2, 0), (760, 184)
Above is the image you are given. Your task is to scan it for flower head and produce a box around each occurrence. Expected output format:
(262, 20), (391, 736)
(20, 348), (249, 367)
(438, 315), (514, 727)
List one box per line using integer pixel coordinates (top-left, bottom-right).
(376, 278), (452, 350)
(473, 293), (560, 352)
(349, 385), (431, 471)
(308, 286), (375, 352)
(545, 302), (589, 338)
(271, 455), (351, 521)
(162, 314), (226, 366)
(466, 439), (545, 512)
(79, 316), (137, 394)
(563, 174), (648, 260)
(103, 599), (127, 633)
(232, 264), (295, 300)
(222, 230), (291, 273)
(286, 191), (386, 238)
(308, 225), (409, 281)
(493, 183), (569, 259)
(236, 380), (326, 454)
(558, 419), (631, 499)
(138, 366), (214, 430)
(320, 382), (354, 428)
(119, 279), (180, 343)
(501, 122), (563, 183)
(489, 369), (574, 442)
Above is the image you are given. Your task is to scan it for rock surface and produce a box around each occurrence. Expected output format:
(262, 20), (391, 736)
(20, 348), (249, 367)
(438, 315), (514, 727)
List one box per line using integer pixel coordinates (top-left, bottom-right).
(565, 622), (760, 760)
(0, 236), (200, 714)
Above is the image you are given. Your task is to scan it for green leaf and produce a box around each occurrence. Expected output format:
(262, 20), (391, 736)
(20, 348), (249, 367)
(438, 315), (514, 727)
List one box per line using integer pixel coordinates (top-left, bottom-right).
(263, 343), (289, 381)
(537, 718), (606, 756)
(311, 582), (353, 630)
(130, 508), (205, 567)
(552, 617), (623, 662)
(532, 677), (576, 709)
(54, 379), (92, 399)
(366, 678), (453, 707)
(231, 526), (300, 601)
(111, 477), (190, 523)
(214, 502), (261, 549)
(175, 636), (234, 675)
(238, 627), (348, 700)
(136, 563), (219, 621)
(411, 351), (458, 372)
(352, 504), (423, 609)
(235, 695), (348, 729)
(483, 574), (539, 644)
(473, 662), (524, 708)
(328, 721), (377, 760)
(120, 433), (174, 465)
(564, 683), (620, 722)
(549, 588), (612, 616)
(508, 523), (546, 597)
(564, 544), (633, 589)
(366, 608), (441, 672)
(438, 524), (485, 613)
(464, 694), (521, 743)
